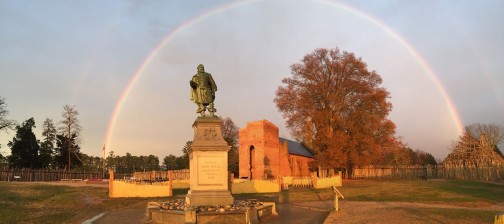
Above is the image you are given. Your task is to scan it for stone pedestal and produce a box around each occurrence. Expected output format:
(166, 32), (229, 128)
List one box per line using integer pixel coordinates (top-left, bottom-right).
(185, 117), (234, 206)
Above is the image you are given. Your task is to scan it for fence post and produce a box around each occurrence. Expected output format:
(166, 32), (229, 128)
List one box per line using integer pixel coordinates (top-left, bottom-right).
(168, 170), (173, 196)
(109, 170), (114, 198)
(311, 172), (317, 189)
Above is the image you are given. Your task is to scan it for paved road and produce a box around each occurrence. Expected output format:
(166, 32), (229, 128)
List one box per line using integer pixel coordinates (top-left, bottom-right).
(261, 204), (330, 224)
(91, 209), (152, 224)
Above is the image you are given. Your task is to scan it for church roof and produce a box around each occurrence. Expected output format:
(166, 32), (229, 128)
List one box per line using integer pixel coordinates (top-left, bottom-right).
(279, 137), (314, 158)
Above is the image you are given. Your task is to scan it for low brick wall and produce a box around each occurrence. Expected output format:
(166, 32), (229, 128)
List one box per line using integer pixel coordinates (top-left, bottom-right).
(313, 176), (342, 189)
(282, 176), (293, 185)
(109, 171), (172, 198)
(172, 179), (190, 189)
(231, 179), (280, 194)
(109, 180), (172, 198)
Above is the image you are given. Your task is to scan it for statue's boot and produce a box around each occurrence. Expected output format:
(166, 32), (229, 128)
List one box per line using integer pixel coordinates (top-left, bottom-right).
(208, 104), (216, 117)
(196, 106), (205, 113)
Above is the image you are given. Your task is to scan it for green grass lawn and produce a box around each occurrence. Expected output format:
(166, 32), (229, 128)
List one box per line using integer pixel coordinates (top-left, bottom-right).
(341, 179), (504, 206)
(0, 183), (157, 224)
(234, 179), (504, 206)
(0, 179), (502, 223)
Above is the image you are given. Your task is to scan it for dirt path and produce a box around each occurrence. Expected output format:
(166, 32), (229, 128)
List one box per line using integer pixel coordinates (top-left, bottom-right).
(322, 201), (504, 224)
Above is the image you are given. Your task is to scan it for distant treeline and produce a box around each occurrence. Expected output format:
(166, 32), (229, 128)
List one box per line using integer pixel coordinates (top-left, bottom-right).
(0, 99), (238, 175)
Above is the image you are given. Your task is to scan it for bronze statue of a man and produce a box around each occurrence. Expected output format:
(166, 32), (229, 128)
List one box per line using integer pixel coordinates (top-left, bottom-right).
(190, 64), (217, 117)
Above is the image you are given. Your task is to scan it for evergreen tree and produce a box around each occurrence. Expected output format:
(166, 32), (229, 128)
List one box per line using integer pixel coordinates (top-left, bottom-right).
(79, 154), (102, 172)
(146, 155), (160, 171)
(39, 118), (56, 168)
(105, 150), (116, 171)
(53, 134), (82, 169)
(0, 153), (9, 169)
(8, 118), (41, 168)
(182, 141), (192, 156)
(163, 154), (179, 170)
(177, 141), (192, 169)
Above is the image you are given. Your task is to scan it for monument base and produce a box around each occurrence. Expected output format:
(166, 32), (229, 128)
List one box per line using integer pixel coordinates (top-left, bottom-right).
(146, 199), (276, 224)
(185, 190), (234, 206)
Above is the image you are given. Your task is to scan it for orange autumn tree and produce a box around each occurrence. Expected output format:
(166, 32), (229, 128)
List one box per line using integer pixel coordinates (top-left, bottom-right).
(274, 48), (397, 169)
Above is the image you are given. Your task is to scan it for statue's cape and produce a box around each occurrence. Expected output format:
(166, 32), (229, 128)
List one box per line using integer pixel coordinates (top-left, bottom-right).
(190, 72), (217, 102)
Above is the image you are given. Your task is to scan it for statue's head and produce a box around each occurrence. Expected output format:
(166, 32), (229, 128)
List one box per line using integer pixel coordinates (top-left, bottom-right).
(197, 64), (204, 73)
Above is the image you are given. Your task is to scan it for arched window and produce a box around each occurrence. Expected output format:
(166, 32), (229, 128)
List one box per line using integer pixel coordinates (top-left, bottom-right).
(249, 145), (255, 179)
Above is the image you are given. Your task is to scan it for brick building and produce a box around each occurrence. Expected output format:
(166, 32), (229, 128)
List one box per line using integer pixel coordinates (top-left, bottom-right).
(238, 120), (314, 179)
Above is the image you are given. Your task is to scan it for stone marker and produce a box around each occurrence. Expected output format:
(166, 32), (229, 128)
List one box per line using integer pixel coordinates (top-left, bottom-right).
(185, 117), (234, 206)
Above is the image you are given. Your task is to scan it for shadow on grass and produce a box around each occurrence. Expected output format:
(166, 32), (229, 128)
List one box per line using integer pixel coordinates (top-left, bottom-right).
(398, 206), (495, 223)
(437, 180), (504, 203)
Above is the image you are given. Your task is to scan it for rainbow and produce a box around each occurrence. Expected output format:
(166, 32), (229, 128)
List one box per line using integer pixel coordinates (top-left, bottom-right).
(103, 0), (464, 153)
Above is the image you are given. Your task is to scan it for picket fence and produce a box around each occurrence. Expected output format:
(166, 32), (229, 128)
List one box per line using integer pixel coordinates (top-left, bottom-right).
(0, 169), (103, 182)
(291, 177), (313, 187)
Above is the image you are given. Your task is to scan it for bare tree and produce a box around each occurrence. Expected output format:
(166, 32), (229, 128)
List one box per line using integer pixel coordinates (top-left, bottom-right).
(221, 117), (239, 175)
(465, 123), (504, 147)
(222, 117), (239, 146)
(59, 105), (82, 170)
(465, 123), (504, 157)
(0, 97), (16, 132)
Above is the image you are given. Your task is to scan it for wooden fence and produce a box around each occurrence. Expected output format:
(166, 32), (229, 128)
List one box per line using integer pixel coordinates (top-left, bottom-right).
(0, 169), (104, 182)
(434, 165), (504, 182)
(351, 165), (504, 182)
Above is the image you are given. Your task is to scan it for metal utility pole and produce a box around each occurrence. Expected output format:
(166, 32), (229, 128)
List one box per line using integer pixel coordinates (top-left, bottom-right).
(102, 144), (106, 178)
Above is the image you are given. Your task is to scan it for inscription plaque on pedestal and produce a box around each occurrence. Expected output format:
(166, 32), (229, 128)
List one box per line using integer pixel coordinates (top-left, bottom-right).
(198, 157), (223, 185)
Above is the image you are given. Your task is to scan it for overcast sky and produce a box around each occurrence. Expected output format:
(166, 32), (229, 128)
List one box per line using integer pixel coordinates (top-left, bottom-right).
(1, 0), (503, 160)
